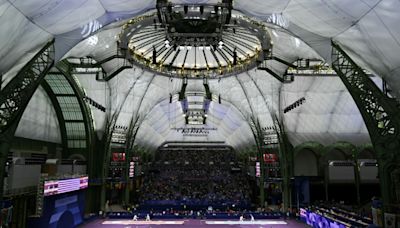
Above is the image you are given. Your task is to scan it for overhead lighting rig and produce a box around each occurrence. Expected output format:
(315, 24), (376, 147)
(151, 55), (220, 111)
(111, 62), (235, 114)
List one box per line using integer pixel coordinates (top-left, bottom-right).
(177, 77), (211, 125)
(156, 0), (232, 47)
(118, 0), (270, 78)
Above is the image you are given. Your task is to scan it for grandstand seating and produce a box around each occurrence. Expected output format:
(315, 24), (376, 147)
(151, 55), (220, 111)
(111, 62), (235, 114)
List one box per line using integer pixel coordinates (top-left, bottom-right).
(139, 150), (250, 210)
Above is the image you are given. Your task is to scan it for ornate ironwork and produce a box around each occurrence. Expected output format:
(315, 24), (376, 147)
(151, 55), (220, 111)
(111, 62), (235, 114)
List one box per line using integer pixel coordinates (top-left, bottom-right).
(331, 41), (400, 211)
(0, 40), (55, 134)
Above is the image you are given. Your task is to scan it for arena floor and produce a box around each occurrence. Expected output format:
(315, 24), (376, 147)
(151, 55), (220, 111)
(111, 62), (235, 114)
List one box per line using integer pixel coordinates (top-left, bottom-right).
(80, 219), (308, 227)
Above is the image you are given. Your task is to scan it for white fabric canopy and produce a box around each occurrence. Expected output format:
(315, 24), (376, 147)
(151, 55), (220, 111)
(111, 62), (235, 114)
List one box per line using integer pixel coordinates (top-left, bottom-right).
(15, 86), (61, 143)
(5, 0), (400, 150)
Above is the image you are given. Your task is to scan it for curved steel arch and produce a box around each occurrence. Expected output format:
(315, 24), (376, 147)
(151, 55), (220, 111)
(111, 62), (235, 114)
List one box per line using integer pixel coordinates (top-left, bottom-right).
(40, 81), (68, 151)
(45, 62), (95, 160)
(293, 141), (324, 158)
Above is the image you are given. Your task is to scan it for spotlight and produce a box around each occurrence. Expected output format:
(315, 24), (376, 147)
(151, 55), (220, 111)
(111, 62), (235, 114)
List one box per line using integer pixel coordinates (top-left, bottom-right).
(283, 97), (306, 114)
(165, 40), (170, 48)
(218, 41), (224, 49)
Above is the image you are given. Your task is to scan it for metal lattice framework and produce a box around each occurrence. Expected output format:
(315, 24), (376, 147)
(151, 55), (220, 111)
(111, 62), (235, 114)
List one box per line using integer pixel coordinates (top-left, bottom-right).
(0, 40), (55, 135)
(331, 42), (400, 144)
(40, 80), (68, 150)
(331, 41), (400, 210)
(55, 60), (95, 158)
(44, 69), (88, 150)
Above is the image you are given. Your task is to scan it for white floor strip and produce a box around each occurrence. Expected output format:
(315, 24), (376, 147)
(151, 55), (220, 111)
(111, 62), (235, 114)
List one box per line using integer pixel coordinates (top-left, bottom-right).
(102, 220), (185, 225)
(205, 220), (287, 225)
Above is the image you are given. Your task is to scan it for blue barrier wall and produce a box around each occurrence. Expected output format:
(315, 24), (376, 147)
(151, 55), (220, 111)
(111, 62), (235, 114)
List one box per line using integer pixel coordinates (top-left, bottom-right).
(28, 190), (85, 228)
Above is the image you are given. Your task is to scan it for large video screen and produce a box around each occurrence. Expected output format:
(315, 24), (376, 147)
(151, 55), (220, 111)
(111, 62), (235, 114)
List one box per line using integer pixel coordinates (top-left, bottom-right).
(44, 176), (88, 196)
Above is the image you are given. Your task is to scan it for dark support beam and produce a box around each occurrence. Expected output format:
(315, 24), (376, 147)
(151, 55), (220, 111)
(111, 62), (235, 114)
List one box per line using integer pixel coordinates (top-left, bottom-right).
(56, 60), (95, 161)
(266, 56), (297, 69)
(56, 60), (98, 213)
(203, 79), (212, 100)
(179, 77), (188, 100)
(274, 117), (293, 213)
(248, 116), (266, 209)
(0, 40), (55, 134)
(258, 65), (284, 83)
(68, 49), (132, 82)
(40, 82), (68, 151)
(99, 71), (146, 211)
(332, 41), (400, 213)
(0, 40), (55, 200)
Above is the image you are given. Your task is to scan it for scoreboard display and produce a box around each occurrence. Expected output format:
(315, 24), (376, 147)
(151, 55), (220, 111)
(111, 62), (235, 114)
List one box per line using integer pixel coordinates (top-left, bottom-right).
(44, 176), (88, 196)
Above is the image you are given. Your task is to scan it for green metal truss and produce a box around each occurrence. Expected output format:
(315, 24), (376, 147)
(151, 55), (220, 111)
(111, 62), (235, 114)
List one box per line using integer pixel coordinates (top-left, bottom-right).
(0, 40), (55, 200)
(56, 60), (101, 213)
(273, 116), (294, 212)
(55, 60), (95, 164)
(0, 40), (55, 135)
(331, 41), (400, 212)
(248, 116), (266, 208)
(40, 81), (68, 151)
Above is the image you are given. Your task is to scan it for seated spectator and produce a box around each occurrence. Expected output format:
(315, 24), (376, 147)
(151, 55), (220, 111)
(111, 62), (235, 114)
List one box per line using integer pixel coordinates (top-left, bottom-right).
(139, 150), (251, 209)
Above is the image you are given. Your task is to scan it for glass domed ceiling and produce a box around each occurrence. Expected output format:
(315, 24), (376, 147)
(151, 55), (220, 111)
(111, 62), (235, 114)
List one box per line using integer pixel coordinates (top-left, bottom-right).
(118, 1), (270, 78)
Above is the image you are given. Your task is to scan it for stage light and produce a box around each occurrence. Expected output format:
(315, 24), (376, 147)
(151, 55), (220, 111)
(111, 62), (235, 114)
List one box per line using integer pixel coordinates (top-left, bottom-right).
(284, 97), (306, 113)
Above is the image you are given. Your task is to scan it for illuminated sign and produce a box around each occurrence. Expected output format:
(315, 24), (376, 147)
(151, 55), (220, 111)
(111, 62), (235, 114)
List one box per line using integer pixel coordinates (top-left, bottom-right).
(44, 176), (88, 196)
(263, 153), (278, 163)
(129, 162), (135, 178)
(256, 162), (261, 177)
(112, 152), (126, 161)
